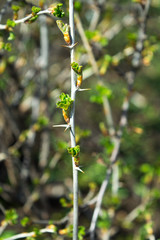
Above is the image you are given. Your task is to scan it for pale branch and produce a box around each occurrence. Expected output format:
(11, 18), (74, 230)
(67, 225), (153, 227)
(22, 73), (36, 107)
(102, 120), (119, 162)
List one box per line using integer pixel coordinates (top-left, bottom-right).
(0, 221), (8, 236)
(75, 12), (99, 75)
(89, 167), (112, 239)
(53, 124), (69, 128)
(0, 9), (52, 30)
(69, 1), (79, 239)
(38, 14), (50, 169)
(102, 96), (115, 137)
(4, 227), (56, 240)
(89, 5), (100, 31)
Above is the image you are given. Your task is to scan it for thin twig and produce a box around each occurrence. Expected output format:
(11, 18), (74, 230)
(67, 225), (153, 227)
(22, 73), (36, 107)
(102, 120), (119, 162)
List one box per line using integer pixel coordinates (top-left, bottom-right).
(75, 12), (99, 75)
(4, 227), (56, 240)
(0, 9), (52, 30)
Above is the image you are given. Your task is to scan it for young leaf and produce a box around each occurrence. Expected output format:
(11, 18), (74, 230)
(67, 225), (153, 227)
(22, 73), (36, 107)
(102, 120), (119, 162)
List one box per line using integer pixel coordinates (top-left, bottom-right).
(56, 93), (74, 111)
(28, 15), (39, 23)
(6, 19), (16, 28)
(8, 32), (15, 41)
(5, 209), (18, 225)
(71, 62), (82, 75)
(20, 217), (29, 227)
(56, 20), (71, 45)
(68, 145), (80, 157)
(11, 5), (20, 12)
(49, 3), (65, 18)
(31, 6), (41, 15)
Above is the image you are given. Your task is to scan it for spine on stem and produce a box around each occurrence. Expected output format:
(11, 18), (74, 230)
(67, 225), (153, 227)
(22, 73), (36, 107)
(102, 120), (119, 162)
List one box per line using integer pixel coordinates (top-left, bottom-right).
(69, 1), (79, 239)
(56, 1), (85, 239)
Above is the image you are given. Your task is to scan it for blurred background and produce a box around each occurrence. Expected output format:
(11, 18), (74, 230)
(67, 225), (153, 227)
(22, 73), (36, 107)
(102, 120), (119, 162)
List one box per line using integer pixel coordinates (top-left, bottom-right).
(0, 0), (160, 239)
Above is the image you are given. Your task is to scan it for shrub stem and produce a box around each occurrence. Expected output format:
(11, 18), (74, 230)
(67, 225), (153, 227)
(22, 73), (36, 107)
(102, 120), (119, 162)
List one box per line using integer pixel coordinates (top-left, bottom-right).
(69, 0), (79, 239)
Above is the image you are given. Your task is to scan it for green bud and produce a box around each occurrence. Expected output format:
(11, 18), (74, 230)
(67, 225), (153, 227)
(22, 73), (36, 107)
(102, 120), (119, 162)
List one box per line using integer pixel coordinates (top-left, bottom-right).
(68, 145), (80, 157)
(31, 6), (41, 15)
(71, 62), (83, 74)
(6, 19), (16, 28)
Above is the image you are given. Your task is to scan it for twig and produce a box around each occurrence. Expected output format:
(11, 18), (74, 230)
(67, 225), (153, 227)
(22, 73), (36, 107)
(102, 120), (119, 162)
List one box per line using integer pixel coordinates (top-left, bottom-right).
(89, 167), (112, 239)
(38, 14), (50, 169)
(0, 9), (52, 30)
(4, 227), (56, 240)
(75, 12), (99, 75)
(89, 5), (100, 31)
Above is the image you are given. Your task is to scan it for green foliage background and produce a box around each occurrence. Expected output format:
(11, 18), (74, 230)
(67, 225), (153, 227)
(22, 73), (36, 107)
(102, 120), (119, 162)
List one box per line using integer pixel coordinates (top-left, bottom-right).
(0, 0), (160, 239)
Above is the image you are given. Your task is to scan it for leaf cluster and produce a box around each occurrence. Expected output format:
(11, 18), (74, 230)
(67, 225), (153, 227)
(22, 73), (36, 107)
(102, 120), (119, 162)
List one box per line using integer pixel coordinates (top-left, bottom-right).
(56, 93), (74, 111)
(51, 3), (65, 18)
(90, 84), (112, 104)
(68, 145), (80, 157)
(31, 6), (41, 15)
(5, 209), (18, 225)
(56, 20), (70, 34)
(71, 62), (83, 74)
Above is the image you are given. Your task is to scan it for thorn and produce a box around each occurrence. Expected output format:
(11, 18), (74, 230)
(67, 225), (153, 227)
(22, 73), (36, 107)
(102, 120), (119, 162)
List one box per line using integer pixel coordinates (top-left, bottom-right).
(77, 88), (91, 92)
(53, 124), (68, 128)
(75, 166), (84, 173)
(64, 124), (71, 132)
(61, 42), (78, 49)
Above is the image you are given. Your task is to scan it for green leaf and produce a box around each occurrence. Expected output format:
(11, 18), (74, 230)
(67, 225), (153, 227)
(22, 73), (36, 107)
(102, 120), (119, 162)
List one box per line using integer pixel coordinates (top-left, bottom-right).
(57, 140), (69, 150)
(90, 95), (103, 104)
(6, 19), (16, 28)
(99, 136), (114, 155)
(11, 5), (20, 12)
(0, 187), (3, 193)
(28, 15), (39, 23)
(8, 32), (15, 41)
(90, 84), (112, 104)
(0, 230), (16, 240)
(56, 93), (74, 111)
(31, 6), (41, 15)
(5, 209), (18, 224)
(33, 227), (41, 236)
(85, 30), (108, 46)
(140, 163), (153, 173)
(52, 4), (65, 18)
(71, 62), (83, 74)
(4, 43), (12, 51)
(74, 1), (82, 11)
(68, 145), (80, 157)
(20, 217), (29, 227)
(78, 226), (85, 240)
(96, 84), (112, 98)
(56, 20), (69, 34)
(37, 116), (49, 127)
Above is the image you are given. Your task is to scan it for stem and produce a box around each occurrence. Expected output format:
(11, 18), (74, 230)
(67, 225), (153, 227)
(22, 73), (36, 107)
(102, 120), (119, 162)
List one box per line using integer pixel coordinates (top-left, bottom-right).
(69, 0), (79, 240)
(0, 9), (52, 30)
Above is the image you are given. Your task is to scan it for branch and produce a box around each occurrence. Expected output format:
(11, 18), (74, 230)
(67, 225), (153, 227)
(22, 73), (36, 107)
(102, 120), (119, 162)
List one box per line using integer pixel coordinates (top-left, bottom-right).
(69, 1), (79, 240)
(0, 9), (53, 30)
(75, 12), (99, 75)
(4, 227), (56, 240)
